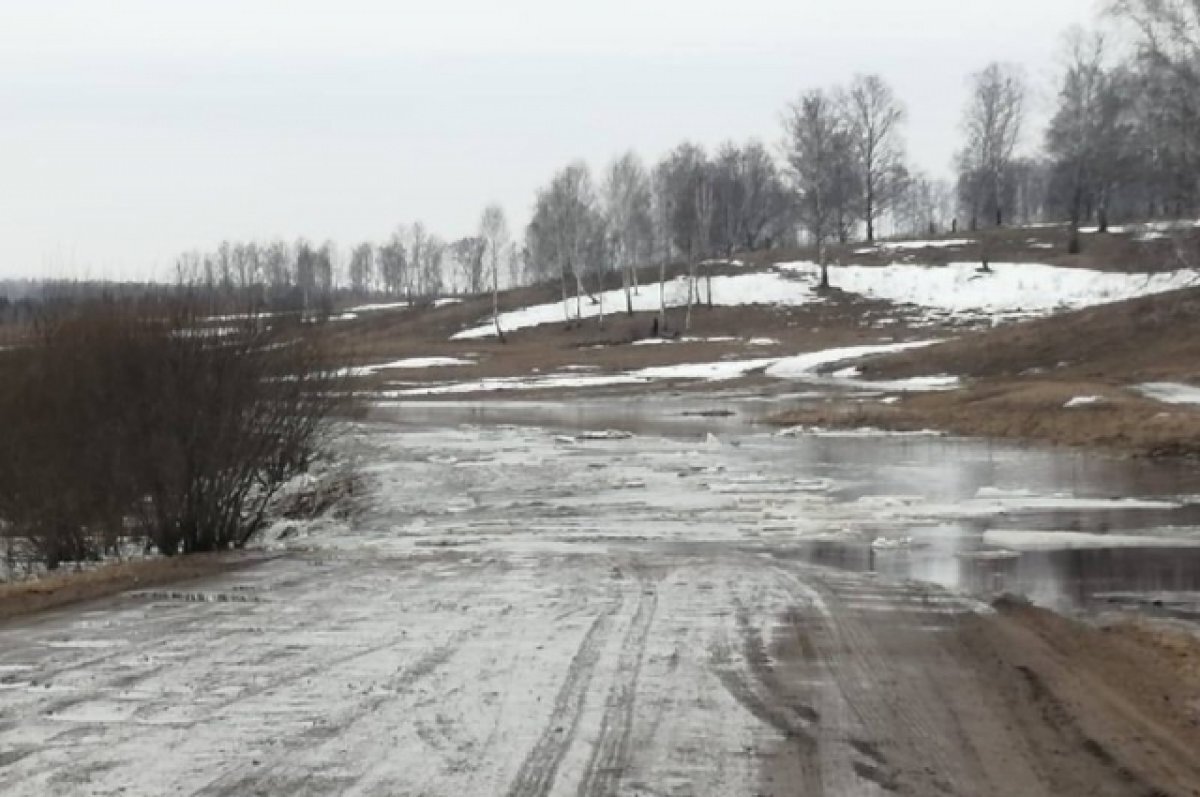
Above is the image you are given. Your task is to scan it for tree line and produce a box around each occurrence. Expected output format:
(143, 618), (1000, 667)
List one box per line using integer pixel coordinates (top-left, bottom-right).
(151, 0), (1200, 318)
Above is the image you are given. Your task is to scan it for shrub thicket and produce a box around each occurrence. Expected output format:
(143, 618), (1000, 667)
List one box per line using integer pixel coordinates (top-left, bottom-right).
(0, 300), (346, 572)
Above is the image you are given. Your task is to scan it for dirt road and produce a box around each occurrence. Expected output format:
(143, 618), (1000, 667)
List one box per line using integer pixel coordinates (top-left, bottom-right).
(2, 422), (1199, 796)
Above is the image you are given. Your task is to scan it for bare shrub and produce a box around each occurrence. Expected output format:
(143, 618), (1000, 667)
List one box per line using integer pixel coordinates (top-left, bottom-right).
(0, 299), (347, 572)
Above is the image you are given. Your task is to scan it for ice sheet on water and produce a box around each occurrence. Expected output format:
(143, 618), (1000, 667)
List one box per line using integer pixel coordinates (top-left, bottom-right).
(983, 529), (1200, 550)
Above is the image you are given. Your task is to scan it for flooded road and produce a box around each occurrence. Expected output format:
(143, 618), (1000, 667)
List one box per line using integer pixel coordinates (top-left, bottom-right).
(377, 398), (1200, 617)
(2, 405), (1200, 795)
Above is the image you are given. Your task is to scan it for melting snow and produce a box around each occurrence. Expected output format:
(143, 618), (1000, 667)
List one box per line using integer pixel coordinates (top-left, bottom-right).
(343, 300), (410, 313)
(632, 336), (738, 346)
(779, 261), (1200, 320)
(374, 341), (954, 398)
(1136, 383), (1200, 406)
(763, 341), (936, 379)
(452, 272), (815, 339)
(858, 238), (972, 253)
(350, 357), (475, 377)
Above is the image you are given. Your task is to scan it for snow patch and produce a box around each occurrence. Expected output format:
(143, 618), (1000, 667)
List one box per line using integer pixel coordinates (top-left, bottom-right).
(1136, 382), (1200, 406)
(343, 300), (411, 313)
(1064, 395), (1105, 408)
(350, 357), (475, 377)
(452, 271), (817, 339)
(778, 261), (1200, 321)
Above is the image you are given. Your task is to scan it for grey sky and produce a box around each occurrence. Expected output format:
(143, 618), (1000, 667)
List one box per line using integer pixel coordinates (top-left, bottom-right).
(1, 0), (1103, 280)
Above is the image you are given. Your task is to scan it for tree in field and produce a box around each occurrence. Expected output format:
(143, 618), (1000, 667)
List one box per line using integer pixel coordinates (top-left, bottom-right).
(957, 63), (1026, 229)
(479, 204), (510, 341)
(349, 243), (374, 295)
(295, 239), (318, 311)
(527, 163), (599, 325)
(689, 173), (715, 326)
(895, 173), (956, 237)
(1111, 0), (1200, 217)
(377, 230), (408, 297)
(450, 237), (486, 295)
(315, 242), (335, 302)
(420, 235), (446, 298)
(841, 75), (908, 242)
(709, 140), (790, 257)
(507, 243), (524, 289)
(653, 143), (709, 325)
(408, 223), (429, 298)
(653, 143), (708, 264)
(736, 141), (790, 251)
(784, 90), (856, 288)
(603, 151), (654, 316)
(1045, 29), (1132, 251)
(650, 173), (673, 331)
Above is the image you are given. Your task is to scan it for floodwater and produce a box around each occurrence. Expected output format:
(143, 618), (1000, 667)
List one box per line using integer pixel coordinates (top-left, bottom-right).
(371, 397), (1200, 620)
(5, 399), (1200, 795)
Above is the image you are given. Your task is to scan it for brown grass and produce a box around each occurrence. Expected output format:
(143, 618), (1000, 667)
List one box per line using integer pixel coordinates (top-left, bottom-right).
(771, 379), (1200, 458)
(0, 553), (267, 624)
(860, 287), (1200, 384)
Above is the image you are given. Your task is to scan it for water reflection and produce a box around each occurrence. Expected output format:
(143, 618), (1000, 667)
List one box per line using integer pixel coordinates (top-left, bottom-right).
(372, 397), (1200, 618)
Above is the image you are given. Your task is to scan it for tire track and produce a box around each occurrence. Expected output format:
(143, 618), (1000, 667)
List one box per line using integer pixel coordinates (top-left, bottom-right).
(504, 599), (622, 797)
(196, 624), (477, 797)
(710, 601), (825, 797)
(575, 583), (658, 797)
(770, 562), (974, 793)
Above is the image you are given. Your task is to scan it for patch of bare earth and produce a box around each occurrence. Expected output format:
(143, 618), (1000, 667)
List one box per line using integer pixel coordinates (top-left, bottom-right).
(753, 577), (1200, 795)
(0, 553), (268, 623)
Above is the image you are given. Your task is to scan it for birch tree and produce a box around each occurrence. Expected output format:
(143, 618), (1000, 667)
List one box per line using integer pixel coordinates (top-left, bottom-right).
(1046, 29), (1131, 251)
(603, 152), (653, 316)
(479, 204), (510, 341)
(957, 63), (1026, 228)
(527, 163), (597, 325)
(377, 230), (408, 297)
(785, 90), (854, 288)
(841, 75), (908, 242)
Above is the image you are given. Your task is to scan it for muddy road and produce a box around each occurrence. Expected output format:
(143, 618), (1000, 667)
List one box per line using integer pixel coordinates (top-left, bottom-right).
(2, 418), (1200, 795)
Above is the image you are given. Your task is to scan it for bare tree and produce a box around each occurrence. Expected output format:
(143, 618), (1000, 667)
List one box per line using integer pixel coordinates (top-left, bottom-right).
(507, 243), (524, 290)
(377, 230), (408, 297)
(527, 163), (598, 325)
(1111, 0), (1200, 218)
(348, 243), (374, 296)
(1046, 29), (1132, 251)
(450, 237), (486, 295)
(841, 75), (908, 242)
(957, 63), (1026, 228)
(479, 204), (510, 341)
(690, 175), (715, 326)
(784, 90), (856, 287)
(603, 152), (653, 316)
(895, 173), (956, 237)
(653, 144), (709, 328)
(409, 223), (428, 298)
(421, 235), (446, 298)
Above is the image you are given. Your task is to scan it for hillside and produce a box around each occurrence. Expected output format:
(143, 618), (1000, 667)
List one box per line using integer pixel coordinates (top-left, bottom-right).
(304, 223), (1200, 457)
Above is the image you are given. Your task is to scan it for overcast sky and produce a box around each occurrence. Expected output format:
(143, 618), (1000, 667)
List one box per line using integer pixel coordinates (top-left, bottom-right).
(0, 0), (1105, 280)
